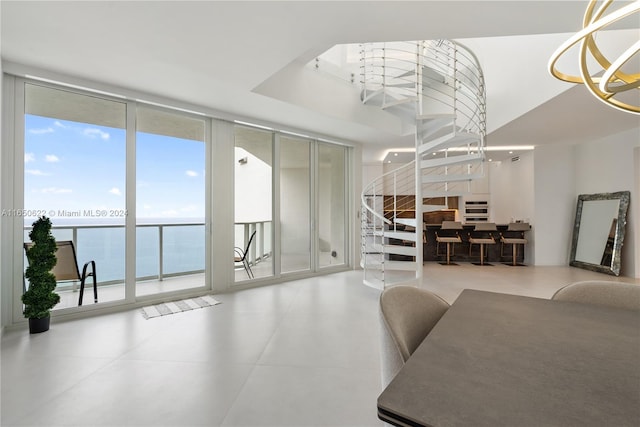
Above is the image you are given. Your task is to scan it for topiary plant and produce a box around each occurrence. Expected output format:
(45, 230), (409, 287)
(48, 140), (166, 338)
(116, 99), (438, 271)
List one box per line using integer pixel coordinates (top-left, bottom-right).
(22, 216), (60, 319)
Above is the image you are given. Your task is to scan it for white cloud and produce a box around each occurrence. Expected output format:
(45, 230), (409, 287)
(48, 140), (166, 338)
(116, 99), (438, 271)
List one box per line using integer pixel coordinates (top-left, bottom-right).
(180, 205), (197, 213)
(45, 154), (60, 163)
(161, 209), (179, 216)
(54, 121), (69, 129)
(29, 127), (54, 135)
(185, 170), (198, 177)
(109, 187), (122, 196)
(25, 153), (35, 163)
(25, 169), (50, 176)
(83, 128), (110, 140)
(143, 204), (152, 210)
(41, 187), (72, 194)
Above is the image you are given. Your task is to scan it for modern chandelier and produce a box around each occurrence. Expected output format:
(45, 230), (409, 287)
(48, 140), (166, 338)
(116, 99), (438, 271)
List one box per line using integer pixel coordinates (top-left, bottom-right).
(548, 0), (640, 115)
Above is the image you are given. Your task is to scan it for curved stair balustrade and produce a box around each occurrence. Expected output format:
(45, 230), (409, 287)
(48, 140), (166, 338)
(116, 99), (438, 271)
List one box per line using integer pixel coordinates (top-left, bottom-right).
(360, 40), (486, 289)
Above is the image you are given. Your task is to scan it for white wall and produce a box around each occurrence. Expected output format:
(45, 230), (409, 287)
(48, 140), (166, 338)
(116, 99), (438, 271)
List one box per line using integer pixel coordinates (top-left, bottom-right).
(489, 152), (535, 263)
(573, 130), (639, 278)
(489, 153), (534, 224)
(533, 144), (575, 266)
(362, 162), (383, 190)
(234, 148), (272, 223)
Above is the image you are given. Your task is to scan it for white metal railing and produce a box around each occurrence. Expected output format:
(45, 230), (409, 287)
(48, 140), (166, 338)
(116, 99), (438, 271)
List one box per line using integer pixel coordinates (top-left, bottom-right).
(361, 40), (485, 139)
(360, 160), (416, 283)
(23, 221), (272, 289)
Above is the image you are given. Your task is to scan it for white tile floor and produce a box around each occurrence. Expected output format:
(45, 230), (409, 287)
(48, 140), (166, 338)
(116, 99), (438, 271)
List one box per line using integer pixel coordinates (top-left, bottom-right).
(2, 263), (638, 426)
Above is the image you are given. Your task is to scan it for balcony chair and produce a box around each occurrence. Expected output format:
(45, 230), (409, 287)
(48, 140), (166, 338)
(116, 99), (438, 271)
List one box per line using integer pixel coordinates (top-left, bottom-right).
(234, 230), (256, 279)
(379, 286), (450, 388)
(552, 281), (640, 311)
(500, 222), (530, 266)
(468, 222), (497, 266)
(24, 240), (97, 306)
(435, 221), (463, 265)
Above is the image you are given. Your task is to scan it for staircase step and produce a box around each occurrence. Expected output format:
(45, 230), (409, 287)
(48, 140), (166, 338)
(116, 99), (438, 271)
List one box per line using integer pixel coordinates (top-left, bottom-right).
(423, 204), (449, 212)
(361, 88), (384, 104)
(384, 260), (419, 271)
(422, 190), (469, 198)
(384, 245), (417, 256)
(420, 152), (483, 168)
(422, 66), (446, 83)
(418, 132), (481, 155)
(395, 218), (417, 227)
(384, 230), (418, 242)
(396, 70), (414, 79)
(363, 278), (384, 291)
(416, 113), (456, 121)
(417, 117), (455, 139)
(382, 97), (417, 109)
(422, 172), (484, 184)
(386, 82), (416, 89)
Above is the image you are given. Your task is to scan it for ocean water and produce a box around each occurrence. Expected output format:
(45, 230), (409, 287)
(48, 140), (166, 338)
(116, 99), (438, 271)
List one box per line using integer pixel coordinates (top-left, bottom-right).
(23, 218), (205, 283)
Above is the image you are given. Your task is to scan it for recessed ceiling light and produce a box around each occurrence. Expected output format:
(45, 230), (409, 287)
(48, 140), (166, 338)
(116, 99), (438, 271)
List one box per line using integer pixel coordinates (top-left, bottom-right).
(489, 159), (493, 162)
(394, 152), (398, 156)
(509, 151), (513, 154)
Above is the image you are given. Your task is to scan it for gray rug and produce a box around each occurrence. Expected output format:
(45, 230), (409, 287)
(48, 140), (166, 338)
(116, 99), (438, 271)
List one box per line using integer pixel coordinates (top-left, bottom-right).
(141, 295), (221, 319)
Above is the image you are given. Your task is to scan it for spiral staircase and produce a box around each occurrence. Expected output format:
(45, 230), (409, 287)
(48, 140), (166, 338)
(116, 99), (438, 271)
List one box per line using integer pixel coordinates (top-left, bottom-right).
(360, 40), (486, 289)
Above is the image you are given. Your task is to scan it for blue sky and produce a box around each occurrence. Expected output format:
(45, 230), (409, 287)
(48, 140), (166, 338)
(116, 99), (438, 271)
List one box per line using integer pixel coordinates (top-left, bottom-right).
(25, 115), (205, 223)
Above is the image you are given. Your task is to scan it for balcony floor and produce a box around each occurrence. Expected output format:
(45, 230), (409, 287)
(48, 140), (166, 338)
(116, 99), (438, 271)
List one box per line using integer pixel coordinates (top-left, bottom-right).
(55, 273), (206, 311)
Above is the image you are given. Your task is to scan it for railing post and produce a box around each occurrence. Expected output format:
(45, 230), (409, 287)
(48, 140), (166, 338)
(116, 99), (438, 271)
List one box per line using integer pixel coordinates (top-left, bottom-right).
(382, 44), (386, 105)
(158, 225), (164, 281)
(72, 227), (78, 292)
(258, 221), (264, 262)
(250, 222), (257, 267)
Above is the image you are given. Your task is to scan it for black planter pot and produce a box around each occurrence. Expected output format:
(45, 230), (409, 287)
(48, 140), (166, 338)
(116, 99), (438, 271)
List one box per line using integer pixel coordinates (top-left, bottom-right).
(28, 316), (50, 334)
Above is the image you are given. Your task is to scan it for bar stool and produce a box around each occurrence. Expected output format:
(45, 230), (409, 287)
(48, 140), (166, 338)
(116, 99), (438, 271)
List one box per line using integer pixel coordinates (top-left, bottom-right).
(468, 223), (497, 266)
(435, 221), (463, 265)
(500, 222), (529, 266)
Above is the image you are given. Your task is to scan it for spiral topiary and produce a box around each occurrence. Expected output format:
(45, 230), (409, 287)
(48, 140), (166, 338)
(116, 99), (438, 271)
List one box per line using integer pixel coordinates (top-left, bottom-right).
(22, 216), (60, 319)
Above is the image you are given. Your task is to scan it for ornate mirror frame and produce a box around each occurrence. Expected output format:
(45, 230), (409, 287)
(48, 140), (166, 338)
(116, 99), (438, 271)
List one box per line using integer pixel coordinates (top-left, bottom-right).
(570, 191), (630, 276)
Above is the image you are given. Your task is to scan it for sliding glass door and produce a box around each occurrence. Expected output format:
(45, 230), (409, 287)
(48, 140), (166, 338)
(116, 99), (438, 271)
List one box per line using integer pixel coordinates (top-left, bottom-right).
(135, 106), (206, 296)
(23, 83), (127, 309)
(280, 135), (312, 274)
(19, 81), (210, 317)
(318, 142), (347, 268)
(234, 126), (274, 282)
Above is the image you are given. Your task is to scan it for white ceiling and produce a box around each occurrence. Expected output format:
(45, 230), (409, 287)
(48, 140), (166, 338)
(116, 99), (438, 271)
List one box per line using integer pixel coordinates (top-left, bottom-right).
(1, 1), (638, 163)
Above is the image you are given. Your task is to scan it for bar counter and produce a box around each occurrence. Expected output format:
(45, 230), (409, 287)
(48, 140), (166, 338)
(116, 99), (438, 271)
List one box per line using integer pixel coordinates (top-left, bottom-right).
(388, 223), (530, 263)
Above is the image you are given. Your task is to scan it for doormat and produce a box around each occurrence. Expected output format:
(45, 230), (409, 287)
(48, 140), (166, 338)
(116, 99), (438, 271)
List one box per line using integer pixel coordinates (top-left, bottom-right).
(141, 295), (221, 319)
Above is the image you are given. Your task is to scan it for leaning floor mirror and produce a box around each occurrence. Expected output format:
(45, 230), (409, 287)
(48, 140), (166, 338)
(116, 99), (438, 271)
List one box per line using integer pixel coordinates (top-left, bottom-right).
(570, 191), (631, 276)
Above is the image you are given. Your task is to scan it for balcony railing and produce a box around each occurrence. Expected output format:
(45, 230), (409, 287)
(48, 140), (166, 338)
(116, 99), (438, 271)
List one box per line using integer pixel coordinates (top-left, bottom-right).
(23, 220), (272, 289)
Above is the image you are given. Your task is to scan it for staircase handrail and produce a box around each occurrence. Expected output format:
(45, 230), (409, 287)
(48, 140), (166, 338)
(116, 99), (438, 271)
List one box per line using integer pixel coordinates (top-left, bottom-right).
(361, 40), (486, 138)
(361, 159), (416, 227)
(359, 39), (486, 289)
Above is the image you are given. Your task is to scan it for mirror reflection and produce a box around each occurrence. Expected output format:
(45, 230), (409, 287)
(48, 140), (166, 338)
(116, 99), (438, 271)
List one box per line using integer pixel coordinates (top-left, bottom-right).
(570, 191), (630, 276)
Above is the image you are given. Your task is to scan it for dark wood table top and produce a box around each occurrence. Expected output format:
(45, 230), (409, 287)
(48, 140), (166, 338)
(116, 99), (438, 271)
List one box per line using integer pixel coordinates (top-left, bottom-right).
(378, 289), (640, 427)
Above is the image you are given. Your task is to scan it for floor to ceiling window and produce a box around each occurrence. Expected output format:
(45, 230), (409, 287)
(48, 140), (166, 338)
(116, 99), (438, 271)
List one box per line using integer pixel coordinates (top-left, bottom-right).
(234, 126), (274, 282)
(135, 106), (206, 296)
(318, 142), (347, 268)
(23, 83), (127, 310)
(9, 74), (352, 326)
(232, 126), (350, 281)
(280, 135), (312, 274)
